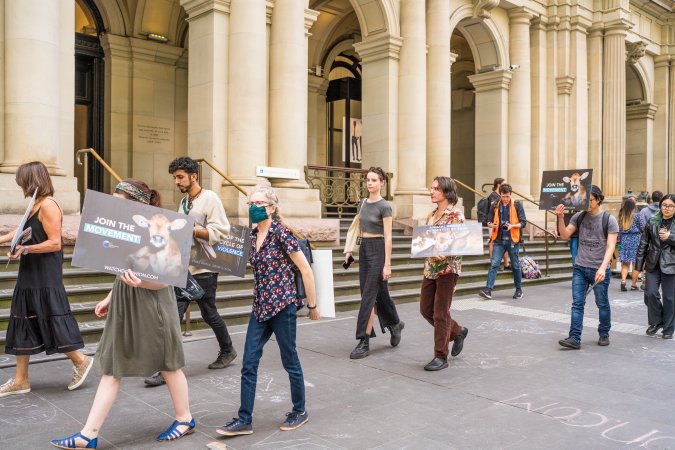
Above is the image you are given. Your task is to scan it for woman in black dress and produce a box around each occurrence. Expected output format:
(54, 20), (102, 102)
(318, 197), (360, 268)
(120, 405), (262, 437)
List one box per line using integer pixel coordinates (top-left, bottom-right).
(0, 162), (93, 397)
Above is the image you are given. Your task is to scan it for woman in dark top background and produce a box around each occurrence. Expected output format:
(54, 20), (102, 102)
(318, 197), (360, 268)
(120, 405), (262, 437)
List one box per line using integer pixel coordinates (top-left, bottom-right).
(344, 166), (404, 359)
(0, 162), (92, 398)
(636, 194), (675, 339)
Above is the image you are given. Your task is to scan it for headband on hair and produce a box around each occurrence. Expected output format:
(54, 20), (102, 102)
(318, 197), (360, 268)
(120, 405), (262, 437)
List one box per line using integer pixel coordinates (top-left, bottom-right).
(115, 181), (151, 204)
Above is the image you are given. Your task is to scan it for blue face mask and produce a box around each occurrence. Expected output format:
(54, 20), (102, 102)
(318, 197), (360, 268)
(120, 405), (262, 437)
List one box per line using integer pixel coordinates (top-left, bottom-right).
(249, 203), (269, 223)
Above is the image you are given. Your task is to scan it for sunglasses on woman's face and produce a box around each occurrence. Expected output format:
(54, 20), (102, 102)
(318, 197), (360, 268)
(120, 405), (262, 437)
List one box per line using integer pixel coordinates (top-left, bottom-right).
(248, 201), (271, 207)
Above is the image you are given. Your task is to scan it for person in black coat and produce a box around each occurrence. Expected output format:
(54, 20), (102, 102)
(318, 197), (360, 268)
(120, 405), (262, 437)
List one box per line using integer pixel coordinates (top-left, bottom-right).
(636, 194), (675, 339)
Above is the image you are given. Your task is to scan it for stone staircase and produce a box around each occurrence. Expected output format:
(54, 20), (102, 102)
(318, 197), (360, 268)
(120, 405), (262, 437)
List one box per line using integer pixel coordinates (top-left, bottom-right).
(0, 220), (574, 352)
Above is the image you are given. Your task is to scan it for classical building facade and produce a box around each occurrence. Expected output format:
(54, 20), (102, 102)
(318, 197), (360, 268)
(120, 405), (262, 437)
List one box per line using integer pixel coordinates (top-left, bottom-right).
(0, 0), (673, 220)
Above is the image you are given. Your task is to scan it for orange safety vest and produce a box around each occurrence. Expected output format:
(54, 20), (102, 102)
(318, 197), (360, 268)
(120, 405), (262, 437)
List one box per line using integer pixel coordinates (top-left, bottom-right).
(490, 200), (521, 243)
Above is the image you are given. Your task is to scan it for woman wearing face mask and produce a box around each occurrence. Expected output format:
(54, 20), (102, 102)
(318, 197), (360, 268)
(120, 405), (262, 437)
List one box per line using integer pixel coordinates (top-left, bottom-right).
(217, 185), (320, 437)
(344, 167), (404, 359)
(636, 194), (675, 339)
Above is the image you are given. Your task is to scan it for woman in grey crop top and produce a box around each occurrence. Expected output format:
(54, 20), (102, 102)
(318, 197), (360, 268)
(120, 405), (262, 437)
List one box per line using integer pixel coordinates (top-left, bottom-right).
(344, 167), (404, 359)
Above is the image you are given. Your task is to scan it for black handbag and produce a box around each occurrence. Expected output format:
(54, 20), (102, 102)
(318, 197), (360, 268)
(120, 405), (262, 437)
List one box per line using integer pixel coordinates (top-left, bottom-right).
(174, 273), (205, 302)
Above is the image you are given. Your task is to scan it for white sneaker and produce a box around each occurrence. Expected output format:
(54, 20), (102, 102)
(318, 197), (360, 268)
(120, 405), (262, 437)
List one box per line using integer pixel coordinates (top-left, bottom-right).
(0, 378), (31, 398)
(68, 355), (94, 391)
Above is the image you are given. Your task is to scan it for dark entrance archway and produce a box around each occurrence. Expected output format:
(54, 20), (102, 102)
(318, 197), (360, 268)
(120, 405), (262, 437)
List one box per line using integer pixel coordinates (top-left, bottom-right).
(75, 0), (105, 202)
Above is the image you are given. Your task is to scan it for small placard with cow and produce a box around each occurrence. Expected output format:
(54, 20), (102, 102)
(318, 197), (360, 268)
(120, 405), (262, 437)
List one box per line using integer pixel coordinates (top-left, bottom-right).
(539, 169), (593, 212)
(72, 190), (194, 288)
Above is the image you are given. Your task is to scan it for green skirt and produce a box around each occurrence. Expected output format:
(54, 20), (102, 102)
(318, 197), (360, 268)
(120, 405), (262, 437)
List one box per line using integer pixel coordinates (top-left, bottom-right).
(96, 278), (185, 378)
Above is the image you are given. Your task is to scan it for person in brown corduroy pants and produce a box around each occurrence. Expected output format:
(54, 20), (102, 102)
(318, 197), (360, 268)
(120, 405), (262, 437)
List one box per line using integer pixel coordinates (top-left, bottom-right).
(419, 176), (468, 371)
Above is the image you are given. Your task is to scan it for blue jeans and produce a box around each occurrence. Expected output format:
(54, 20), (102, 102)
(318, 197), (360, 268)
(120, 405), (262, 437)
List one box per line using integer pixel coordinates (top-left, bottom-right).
(569, 265), (612, 343)
(569, 236), (579, 265)
(238, 304), (304, 423)
(486, 240), (522, 290)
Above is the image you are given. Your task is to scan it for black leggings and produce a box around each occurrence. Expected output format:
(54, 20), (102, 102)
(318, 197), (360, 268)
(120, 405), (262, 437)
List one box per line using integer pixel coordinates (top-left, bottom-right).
(355, 238), (400, 340)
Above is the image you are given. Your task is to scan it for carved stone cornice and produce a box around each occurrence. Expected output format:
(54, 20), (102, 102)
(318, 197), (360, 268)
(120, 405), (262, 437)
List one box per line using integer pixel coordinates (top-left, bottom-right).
(129, 37), (185, 65)
(473, 0), (500, 19)
(654, 54), (671, 69)
(180, 0), (231, 20)
(626, 102), (658, 120)
(468, 69), (512, 93)
(305, 9), (320, 37)
(266, 1), (273, 25)
(308, 75), (328, 95)
(353, 35), (403, 63)
(556, 76), (575, 96)
(626, 41), (647, 65)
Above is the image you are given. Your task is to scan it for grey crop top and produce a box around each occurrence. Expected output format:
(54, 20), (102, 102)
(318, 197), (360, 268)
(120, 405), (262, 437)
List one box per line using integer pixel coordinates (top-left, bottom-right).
(359, 199), (393, 234)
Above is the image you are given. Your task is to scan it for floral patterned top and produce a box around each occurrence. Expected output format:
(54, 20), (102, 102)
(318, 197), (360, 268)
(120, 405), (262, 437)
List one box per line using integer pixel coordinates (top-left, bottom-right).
(250, 221), (302, 322)
(423, 205), (465, 279)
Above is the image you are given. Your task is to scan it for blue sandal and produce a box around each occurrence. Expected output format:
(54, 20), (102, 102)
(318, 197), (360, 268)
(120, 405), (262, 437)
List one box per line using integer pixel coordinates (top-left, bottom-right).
(157, 417), (196, 441)
(50, 432), (98, 449)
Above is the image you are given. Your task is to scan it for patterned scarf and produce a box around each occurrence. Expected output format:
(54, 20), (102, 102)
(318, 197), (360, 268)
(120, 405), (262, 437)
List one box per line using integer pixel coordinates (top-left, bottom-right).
(114, 181), (150, 204)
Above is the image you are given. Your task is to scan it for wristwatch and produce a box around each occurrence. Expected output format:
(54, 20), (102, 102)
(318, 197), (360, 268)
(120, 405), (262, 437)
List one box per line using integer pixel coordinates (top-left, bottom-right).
(22, 245), (30, 255)
(307, 304), (317, 310)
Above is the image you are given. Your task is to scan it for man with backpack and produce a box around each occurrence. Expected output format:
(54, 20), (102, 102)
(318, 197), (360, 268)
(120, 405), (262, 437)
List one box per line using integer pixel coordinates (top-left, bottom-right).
(478, 178), (511, 271)
(478, 183), (527, 300)
(555, 185), (619, 349)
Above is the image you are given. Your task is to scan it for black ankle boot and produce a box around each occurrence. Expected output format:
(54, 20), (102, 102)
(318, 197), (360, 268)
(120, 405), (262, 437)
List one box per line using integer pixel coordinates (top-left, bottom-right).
(350, 337), (370, 359)
(389, 321), (405, 347)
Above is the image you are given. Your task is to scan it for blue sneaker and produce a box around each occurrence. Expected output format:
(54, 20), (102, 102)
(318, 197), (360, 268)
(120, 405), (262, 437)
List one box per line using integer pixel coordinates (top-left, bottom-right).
(216, 418), (253, 436)
(279, 411), (309, 431)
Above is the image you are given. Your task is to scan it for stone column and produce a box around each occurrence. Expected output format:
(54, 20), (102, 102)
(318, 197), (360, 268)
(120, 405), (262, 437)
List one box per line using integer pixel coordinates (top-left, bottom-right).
(426, 0), (450, 186)
(1, 0), (63, 174)
(180, 0), (231, 196)
(227, 0), (267, 188)
(587, 25), (604, 184)
(353, 35), (402, 185)
(602, 21), (629, 197)
(569, 17), (589, 169)
(307, 75), (329, 165)
(669, 61), (675, 192)
(652, 56), (669, 191)
(468, 70), (512, 195)
(530, 17), (547, 197)
(268, 2), (318, 188)
(626, 103), (658, 192)
(396, 0), (428, 219)
(507, 8), (532, 196)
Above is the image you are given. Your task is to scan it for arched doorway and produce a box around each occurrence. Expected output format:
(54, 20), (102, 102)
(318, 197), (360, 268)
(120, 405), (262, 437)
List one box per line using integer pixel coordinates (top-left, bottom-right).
(450, 29), (476, 215)
(625, 63), (655, 195)
(75, 0), (105, 203)
(450, 12), (507, 218)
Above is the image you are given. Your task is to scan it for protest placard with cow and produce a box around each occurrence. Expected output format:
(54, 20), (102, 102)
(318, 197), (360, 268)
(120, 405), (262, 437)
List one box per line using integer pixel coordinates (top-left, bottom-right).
(72, 190), (194, 287)
(539, 169), (593, 212)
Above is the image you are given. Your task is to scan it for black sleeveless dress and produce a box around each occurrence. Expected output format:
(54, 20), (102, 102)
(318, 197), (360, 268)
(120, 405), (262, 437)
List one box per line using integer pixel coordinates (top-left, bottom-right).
(4, 207), (84, 355)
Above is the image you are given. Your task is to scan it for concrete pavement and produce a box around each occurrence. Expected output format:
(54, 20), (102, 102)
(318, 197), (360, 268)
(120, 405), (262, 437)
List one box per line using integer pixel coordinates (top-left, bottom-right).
(1, 279), (673, 449)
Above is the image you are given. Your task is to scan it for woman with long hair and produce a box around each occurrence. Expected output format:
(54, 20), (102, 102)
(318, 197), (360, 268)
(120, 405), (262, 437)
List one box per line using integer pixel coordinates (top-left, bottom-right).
(217, 185), (320, 437)
(0, 162), (93, 397)
(636, 194), (675, 339)
(617, 198), (645, 291)
(344, 167), (404, 359)
(51, 179), (193, 449)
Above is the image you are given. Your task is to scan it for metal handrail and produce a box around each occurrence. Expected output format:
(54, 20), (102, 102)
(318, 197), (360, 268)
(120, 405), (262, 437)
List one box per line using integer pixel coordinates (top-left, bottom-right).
(194, 158), (248, 197)
(76, 148), (122, 189)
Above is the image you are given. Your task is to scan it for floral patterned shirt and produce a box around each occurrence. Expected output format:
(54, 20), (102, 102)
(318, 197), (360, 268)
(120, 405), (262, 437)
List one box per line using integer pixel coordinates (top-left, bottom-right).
(250, 221), (302, 322)
(423, 205), (465, 279)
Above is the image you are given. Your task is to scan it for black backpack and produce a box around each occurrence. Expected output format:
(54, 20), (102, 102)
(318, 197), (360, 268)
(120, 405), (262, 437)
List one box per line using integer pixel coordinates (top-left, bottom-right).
(576, 211), (610, 239)
(477, 197), (490, 226)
